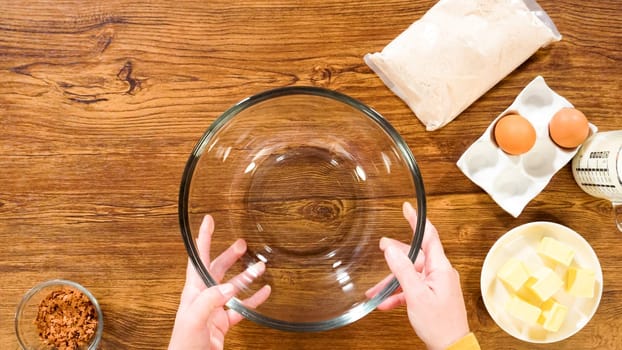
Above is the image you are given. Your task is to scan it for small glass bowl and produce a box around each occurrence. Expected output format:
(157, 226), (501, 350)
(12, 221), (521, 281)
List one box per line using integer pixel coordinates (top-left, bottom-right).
(15, 279), (104, 350)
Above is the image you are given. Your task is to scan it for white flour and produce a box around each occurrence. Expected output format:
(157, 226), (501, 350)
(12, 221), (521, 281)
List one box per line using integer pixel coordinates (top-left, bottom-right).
(365, 0), (561, 131)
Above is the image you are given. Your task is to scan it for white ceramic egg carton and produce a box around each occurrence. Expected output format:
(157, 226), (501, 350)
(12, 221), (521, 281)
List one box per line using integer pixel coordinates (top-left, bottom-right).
(457, 76), (597, 217)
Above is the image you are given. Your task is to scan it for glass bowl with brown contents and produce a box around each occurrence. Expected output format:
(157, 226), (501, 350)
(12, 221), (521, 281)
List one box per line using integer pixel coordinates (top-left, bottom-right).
(15, 279), (104, 350)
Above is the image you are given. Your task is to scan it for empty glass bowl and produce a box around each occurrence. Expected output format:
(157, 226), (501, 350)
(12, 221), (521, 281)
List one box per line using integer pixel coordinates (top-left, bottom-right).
(179, 86), (426, 331)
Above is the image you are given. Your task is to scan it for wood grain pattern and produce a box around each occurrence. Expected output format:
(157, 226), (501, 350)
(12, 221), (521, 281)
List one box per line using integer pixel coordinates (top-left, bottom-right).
(1, 0), (620, 349)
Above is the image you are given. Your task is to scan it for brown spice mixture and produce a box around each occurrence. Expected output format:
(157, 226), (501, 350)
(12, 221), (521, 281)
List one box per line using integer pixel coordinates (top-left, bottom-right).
(35, 287), (98, 350)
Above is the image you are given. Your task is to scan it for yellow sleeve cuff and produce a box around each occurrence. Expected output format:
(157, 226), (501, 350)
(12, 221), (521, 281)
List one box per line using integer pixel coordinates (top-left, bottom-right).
(445, 332), (481, 350)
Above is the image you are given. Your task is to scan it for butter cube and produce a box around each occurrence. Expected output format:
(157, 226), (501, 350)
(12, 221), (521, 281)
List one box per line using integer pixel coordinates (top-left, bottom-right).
(497, 258), (530, 292)
(567, 266), (596, 298)
(506, 295), (541, 325)
(538, 299), (568, 332)
(525, 266), (563, 304)
(537, 237), (575, 267)
(516, 283), (543, 307)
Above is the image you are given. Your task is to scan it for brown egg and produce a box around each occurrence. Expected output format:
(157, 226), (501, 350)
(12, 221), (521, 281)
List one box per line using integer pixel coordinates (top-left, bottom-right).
(549, 108), (590, 148)
(494, 113), (536, 155)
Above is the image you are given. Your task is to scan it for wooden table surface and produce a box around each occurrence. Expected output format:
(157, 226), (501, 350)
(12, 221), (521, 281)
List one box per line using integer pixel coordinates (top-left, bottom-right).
(1, 1), (620, 349)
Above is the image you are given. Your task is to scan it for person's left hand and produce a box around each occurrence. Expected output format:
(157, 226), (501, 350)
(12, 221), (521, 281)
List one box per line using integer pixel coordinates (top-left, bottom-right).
(169, 215), (271, 350)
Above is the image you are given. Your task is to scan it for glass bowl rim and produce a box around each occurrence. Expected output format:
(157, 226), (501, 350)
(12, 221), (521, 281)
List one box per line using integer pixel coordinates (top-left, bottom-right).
(178, 86), (427, 332)
(15, 279), (104, 349)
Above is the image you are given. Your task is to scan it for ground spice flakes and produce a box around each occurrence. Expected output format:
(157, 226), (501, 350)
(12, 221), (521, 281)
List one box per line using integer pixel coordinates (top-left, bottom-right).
(35, 287), (99, 350)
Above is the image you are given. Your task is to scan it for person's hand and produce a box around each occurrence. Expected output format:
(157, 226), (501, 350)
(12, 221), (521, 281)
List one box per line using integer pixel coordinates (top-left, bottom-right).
(169, 215), (271, 350)
(368, 202), (470, 350)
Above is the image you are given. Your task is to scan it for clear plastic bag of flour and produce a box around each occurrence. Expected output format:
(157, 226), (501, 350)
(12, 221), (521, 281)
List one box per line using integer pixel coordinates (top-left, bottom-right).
(365, 0), (561, 131)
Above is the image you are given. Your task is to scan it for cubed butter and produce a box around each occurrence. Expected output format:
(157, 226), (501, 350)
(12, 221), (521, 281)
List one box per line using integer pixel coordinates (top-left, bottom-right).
(537, 236), (575, 266)
(538, 299), (568, 332)
(506, 295), (541, 325)
(497, 258), (530, 292)
(567, 266), (596, 298)
(516, 283), (543, 306)
(525, 266), (564, 304)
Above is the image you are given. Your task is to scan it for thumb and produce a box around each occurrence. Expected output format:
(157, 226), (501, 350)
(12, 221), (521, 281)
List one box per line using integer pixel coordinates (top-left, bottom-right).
(384, 244), (427, 303)
(189, 283), (236, 328)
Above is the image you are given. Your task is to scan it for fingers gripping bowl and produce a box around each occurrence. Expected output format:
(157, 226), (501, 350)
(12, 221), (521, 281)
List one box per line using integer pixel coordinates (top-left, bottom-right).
(179, 87), (426, 331)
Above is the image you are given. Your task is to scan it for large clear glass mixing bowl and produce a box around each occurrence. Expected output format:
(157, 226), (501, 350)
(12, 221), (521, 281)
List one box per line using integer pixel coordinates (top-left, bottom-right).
(179, 86), (426, 331)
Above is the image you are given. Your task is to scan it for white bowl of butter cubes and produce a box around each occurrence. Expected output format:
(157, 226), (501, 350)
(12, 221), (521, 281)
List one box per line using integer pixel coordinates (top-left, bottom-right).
(481, 222), (602, 343)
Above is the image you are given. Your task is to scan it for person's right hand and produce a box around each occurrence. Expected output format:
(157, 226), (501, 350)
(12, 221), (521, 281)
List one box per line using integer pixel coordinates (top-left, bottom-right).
(370, 202), (470, 350)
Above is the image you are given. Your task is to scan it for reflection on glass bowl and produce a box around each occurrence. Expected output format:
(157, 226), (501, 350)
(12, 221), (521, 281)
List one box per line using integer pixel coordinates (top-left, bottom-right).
(179, 86), (426, 331)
